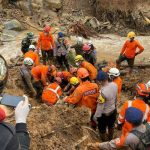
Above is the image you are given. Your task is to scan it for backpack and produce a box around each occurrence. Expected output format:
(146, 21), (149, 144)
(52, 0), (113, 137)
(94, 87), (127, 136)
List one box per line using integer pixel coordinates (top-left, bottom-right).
(131, 123), (150, 150)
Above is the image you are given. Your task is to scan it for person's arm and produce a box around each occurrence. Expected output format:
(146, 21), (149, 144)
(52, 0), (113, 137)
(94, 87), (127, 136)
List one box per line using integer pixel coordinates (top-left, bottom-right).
(35, 53), (40, 66)
(15, 95), (30, 150)
(15, 123), (30, 150)
(37, 34), (41, 51)
(118, 101), (128, 124)
(65, 87), (83, 104)
(120, 41), (127, 55)
(50, 35), (55, 49)
(136, 41), (144, 54)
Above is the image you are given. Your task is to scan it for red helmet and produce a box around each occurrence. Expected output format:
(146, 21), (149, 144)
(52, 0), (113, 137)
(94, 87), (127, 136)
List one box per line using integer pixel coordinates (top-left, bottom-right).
(44, 25), (51, 33)
(54, 77), (62, 84)
(70, 67), (77, 74)
(77, 68), (89, 79)
(82, 44), (91, 51)
(56, 71), (63, 78)
(135, 83), (149, 97)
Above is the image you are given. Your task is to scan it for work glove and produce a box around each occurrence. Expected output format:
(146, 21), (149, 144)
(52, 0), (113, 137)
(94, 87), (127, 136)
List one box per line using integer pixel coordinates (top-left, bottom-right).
(117, 123), (123, 130)
(87, 142), (100, 150)
(15, 95), (30, 124)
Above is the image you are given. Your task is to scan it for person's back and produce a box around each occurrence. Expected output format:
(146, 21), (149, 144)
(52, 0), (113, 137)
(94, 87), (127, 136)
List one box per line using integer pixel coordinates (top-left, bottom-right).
(42, 82), (62, 105)
(31, 65), (48, 86)
(81, 61), (97, 80)
(21, 37), (31, 54)
(83, 51), (96, 66)
(100, 82), (118, 114)
(125, 123), (150, 150)
(24, 51), (39, 66)
(66, 80), (99, 113)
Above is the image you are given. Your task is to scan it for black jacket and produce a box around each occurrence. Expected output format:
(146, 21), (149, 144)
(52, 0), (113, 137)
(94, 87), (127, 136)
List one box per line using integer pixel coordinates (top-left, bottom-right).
(0, 122), (30, 150)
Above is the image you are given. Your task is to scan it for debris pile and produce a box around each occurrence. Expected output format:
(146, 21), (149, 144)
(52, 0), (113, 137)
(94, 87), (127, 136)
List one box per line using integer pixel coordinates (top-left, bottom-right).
(68, 21), (99, 39)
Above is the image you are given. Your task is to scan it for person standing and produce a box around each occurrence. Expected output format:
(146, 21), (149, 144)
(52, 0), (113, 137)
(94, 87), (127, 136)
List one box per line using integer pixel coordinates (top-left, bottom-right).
(54, 32), (70, 70)
(37, 25), (54, 65)
(21, 32), (34, 54)
(94, 71), (118, 141)
(116, 31), (144, 73)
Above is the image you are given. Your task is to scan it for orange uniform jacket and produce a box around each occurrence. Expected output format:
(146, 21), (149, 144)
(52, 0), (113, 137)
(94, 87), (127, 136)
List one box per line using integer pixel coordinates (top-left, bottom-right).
(81, 61), (98, 80)
(65, 81), (99, 113)
(24, 51), (40, 66)
(37, 32), (54, 51)
(42, 82), (62, 105)
(116, 99), (150, 147)
(121, 40), (144, 58)
(31, 65), (49, 86)
(114, 77), (122, 100)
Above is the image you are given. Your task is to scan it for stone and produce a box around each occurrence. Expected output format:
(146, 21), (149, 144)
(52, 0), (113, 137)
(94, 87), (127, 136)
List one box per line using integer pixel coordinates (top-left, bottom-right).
(45, 0), (62, 10)
(18, 1), (31, 16)
(4, 19), (23, 31)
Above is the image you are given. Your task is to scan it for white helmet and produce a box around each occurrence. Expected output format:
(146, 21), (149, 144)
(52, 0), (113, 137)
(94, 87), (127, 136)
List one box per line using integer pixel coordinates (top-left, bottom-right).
(24, 57), (34, 66)
(29, 45), (36, 50)
(88, 40), (93, 45)
(77, 37), (83, 44)
(146, 80), (150, 88)
(108, 68), (120, 77)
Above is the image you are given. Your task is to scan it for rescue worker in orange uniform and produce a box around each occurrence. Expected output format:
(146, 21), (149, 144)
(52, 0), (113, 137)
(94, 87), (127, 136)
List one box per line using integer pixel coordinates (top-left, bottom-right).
(42, 77), (62, 105)
(37, 25), (54, 65)
(116, 83), (150, 148)
(24, 45), (40, 66)
(74, 55), (97, 81)
(116, 31), (144, 73)
(108, 68), (122, 100)
(65, 68), (99, 113)
(31, 65), (57, 100)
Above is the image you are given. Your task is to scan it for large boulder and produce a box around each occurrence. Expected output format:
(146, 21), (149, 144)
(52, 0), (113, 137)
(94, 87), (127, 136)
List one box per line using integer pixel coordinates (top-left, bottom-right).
(4, 19), (23, 31)
(45, 0), (62, 10)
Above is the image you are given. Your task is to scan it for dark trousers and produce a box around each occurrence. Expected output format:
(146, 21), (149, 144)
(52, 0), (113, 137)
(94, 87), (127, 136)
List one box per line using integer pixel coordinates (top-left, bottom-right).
(97, 109), (117, 133)
(56, 55), (69, 70)
(42, 50), (53, 65)
(116, 54), (135, 68)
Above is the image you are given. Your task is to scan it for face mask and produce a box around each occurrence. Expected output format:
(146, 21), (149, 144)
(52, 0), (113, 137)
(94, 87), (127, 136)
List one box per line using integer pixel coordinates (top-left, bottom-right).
(76, 62), (80, 66)
(44, 32), (49, 36)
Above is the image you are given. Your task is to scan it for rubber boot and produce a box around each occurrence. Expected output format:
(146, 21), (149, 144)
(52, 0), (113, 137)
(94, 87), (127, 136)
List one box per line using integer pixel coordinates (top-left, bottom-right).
(99, 132), (107, 142)
(108, 128), (114, 140)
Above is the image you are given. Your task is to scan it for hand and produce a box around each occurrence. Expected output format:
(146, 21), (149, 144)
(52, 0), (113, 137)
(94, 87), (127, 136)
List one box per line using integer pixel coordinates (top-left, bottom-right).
(87, 142), (100, 150)
(15, 95), (30, 123)
(135, 52), (139, 56)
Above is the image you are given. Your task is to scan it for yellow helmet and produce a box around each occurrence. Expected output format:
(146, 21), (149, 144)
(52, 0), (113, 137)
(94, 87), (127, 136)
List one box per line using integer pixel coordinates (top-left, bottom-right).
(74, 55), (84, 62)
(70, 77), (79, 85)
(127, 31), (136, 38)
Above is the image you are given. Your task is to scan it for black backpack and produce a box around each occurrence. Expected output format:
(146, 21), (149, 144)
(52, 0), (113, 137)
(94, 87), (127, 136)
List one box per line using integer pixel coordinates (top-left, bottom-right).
(131, 123), (150, 150)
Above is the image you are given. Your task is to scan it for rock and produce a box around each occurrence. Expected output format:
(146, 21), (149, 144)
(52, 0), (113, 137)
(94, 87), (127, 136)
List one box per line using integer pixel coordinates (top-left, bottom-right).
(4, 19), (23, 31)
(17, 1), (31, 16)
(45, 0), (62, 10)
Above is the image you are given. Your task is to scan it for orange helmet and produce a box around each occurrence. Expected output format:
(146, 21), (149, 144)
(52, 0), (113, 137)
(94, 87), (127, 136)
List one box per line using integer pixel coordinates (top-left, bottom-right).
(70, 67), (77, 74)
(135, 83), (149, 97)
(77, 68), (89, 79)
(44, 25), (51, 33)
(56, 71), (63, 78)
